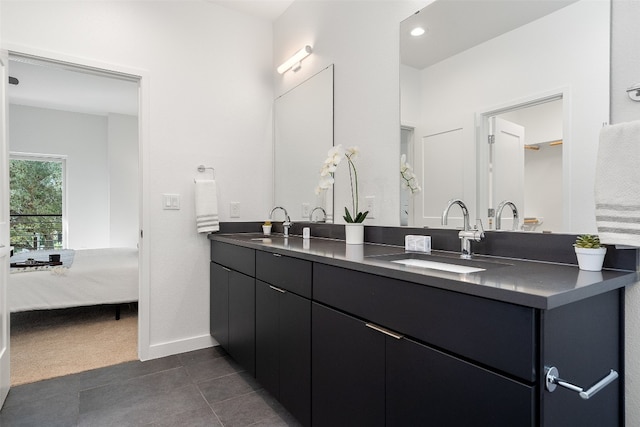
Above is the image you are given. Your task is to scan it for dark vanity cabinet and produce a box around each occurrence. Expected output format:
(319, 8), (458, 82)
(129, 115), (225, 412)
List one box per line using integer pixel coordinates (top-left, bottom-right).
(312, 264), (535, 427)
(211, 237), (625, 427)
(210, 241), (256, 376)
(255, 251), (312, 427)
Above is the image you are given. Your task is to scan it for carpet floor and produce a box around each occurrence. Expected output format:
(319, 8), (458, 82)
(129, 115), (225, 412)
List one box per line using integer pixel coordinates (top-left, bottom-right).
(10, 304), (138, 386)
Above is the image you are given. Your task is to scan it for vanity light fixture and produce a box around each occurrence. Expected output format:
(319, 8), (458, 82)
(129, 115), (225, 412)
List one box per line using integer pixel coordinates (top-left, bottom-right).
(277, 45), (313, 74)
(410, 27), (426, 37)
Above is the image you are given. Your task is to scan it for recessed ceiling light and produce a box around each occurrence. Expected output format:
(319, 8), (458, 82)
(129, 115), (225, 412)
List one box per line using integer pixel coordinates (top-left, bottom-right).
(410, 27), (426, 37)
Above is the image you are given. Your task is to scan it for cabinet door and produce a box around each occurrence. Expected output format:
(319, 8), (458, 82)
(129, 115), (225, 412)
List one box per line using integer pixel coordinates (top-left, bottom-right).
(228, 270), (255, 376)
(210, 262), (229, 349)
(279, 290), (311, 427)
(312, 303), (385, 427)
(386, 336), (535, 427)
(256, 281), (311, 427)
(256, 280), (280, 397)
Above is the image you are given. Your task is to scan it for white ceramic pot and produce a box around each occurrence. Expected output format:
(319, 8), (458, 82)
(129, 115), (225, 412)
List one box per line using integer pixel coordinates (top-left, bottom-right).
(345, 223), (364, 245)
(575, 246), (607, 271)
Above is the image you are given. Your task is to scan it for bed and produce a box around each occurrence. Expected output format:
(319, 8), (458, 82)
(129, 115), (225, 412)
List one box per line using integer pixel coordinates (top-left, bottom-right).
(9, 248), (138, 318)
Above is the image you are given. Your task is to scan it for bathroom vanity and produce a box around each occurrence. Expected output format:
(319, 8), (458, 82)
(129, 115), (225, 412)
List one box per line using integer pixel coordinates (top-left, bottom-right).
(209, 231), (636, 427)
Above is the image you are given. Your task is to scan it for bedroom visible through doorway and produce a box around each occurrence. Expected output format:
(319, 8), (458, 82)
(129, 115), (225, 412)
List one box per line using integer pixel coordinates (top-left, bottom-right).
(7, 52), (141, 385)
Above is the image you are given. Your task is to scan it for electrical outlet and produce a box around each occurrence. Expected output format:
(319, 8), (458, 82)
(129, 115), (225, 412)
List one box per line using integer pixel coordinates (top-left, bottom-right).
(365, 196), (375, 219)
(302, 203), (310, 218)
(230, 202), (240, 218)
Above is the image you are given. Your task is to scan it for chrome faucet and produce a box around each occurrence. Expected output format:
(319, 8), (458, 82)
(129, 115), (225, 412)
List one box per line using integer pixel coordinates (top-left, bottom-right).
(495, 200), (519, 231)
(441, 199), (484, 259)
(310, 206), (327, 223)
(269, 206), (292, 237)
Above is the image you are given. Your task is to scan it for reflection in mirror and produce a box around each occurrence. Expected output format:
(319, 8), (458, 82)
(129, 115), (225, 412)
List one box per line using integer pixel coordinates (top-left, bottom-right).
(400, 0), (609, 233)
(478, 97), (564, 232)
(274, 65), (334, 223)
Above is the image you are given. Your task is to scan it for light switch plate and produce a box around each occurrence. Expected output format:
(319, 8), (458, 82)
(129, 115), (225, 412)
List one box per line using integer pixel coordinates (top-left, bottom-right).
(162, 193), (180, 210)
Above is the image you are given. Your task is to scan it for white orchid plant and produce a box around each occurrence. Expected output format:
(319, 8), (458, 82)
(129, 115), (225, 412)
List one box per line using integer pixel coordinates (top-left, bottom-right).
(400, 154), (421, 194)
(316, 144), (369, 223)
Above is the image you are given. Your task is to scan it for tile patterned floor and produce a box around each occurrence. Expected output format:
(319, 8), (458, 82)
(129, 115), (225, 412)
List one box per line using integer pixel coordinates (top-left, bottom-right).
(0, 346), (301, 426)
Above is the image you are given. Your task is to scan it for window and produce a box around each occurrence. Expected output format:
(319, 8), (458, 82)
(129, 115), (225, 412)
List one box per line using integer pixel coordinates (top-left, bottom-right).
(9, 155), (66, 252)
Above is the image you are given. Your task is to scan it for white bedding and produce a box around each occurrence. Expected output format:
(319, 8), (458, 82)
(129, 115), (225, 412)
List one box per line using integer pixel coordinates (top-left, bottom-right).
(9, 247), (138, 312)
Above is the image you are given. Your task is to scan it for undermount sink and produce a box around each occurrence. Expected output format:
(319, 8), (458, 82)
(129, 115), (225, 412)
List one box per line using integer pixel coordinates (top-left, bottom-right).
(367, 252), (511, 274)
(391, 258), (485, 274)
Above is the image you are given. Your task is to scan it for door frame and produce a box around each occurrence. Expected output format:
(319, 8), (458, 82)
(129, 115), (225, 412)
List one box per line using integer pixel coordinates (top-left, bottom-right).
(475, 87), (570, 232)
(3, 45), (151, 367)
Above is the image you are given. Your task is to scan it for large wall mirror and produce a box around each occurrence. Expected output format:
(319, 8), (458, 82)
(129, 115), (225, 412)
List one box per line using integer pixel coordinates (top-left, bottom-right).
(274, 65), (334, 223)
(400, 0), (609, 233)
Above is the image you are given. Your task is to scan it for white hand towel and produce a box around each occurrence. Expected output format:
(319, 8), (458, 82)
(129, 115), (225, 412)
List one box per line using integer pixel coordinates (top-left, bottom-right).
(195, 179), (219, 233)
(595, 120), (640, 247)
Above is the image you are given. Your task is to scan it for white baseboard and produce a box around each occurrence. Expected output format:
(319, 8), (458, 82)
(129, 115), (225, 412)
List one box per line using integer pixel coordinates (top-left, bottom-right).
(143, 334), (217, 361)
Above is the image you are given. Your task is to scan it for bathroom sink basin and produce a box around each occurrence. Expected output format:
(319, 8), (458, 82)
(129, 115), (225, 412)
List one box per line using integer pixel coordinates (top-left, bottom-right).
(367, 252), (511, 274)
(390, 258), (485, 273)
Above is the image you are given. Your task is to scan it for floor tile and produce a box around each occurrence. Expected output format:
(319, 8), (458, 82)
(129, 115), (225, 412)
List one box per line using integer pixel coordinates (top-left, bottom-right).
(211, 389), (297, 427)
(145, 407), (223, 427)
(0, 389), (79, 427)
(199, 371), (262, 404)
(184, 354), (243, 383)
(78, 383), (209, 427)
(79, 366), (192, 414)
(77, 355), (182, 390)
(2, 373), (82, 409)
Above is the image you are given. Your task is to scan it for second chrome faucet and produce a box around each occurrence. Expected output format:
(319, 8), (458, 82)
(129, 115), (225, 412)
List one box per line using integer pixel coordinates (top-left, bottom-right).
(442, 199), (484, 259)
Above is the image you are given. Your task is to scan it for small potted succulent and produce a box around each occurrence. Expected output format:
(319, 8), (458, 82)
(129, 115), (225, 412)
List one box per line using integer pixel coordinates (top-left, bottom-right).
(574, 234), (607, 271)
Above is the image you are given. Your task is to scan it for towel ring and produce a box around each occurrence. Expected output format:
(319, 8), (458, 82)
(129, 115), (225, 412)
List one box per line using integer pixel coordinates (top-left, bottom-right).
(196, 165), (215, 179)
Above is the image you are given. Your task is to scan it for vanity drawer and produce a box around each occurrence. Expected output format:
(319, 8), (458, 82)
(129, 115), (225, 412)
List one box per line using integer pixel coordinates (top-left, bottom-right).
(211, 240), (255, 277)
(256, 250), (312, 298)
(313, 263), (537, 382)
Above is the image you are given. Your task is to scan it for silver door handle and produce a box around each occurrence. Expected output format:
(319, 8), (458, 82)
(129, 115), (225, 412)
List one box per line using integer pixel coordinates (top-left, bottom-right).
(269, 285), (286, 293)
(365, 323), (404, 340)
(545, 366), (618, 400)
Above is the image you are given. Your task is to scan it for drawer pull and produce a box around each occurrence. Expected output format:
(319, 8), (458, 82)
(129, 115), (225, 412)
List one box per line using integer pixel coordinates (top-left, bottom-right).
(269, 285), (286, 293)
(272, 253), (282, 257)
(365, 323), (404, 340)
(222, 266), (231, 272)
(545, 366), (618, 400)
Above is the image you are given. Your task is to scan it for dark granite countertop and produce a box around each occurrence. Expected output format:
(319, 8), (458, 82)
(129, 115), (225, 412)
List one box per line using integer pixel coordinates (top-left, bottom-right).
(209, 232), (638, 310)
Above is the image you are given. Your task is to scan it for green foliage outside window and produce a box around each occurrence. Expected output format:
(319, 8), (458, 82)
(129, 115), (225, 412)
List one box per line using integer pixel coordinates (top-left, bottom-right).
(10, 159), (63, 252)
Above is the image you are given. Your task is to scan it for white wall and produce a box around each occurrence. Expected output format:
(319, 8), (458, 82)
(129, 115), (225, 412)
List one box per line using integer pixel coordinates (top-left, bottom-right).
(2, 0), (274, 359)
(9, 105), (110, 249)
(611, 1), (640, 425)
(274, 0), (427, 225)
(108, 113), (138, 248)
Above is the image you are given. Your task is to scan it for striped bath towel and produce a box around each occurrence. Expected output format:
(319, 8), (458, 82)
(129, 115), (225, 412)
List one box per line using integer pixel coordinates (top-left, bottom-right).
(595, 120), (640, 247)
(195, 179), (219, 233)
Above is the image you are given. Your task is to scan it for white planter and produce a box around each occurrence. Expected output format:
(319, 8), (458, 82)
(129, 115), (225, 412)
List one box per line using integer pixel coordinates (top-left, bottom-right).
(345, 223), (364, 245)
(575, 247), (607, 271)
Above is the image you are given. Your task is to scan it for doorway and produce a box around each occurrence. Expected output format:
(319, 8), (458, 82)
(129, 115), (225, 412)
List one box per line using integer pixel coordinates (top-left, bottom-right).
(478, 94), (566, 233)
(7, 52), (142, 385)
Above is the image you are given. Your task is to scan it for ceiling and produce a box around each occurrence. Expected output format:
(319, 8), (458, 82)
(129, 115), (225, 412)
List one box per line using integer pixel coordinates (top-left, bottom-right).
(401, 0), (579, 70)
(8, 57), (140, 117)
(206, 0), (294, 20)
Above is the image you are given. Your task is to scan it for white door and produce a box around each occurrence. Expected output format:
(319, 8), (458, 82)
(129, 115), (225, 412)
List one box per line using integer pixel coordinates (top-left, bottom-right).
(0, 49), (11, 409)
(491, 116), (525, 230)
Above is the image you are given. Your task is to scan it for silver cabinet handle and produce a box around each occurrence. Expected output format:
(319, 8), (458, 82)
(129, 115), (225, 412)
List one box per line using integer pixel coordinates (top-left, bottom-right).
(545, 366), (618, 400)
(269, 285), (286, 293)
(272, 253), (282, 257)
(365, 323), (404, 340)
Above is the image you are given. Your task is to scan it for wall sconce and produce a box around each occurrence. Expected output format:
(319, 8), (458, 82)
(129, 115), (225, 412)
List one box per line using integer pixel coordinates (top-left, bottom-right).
(277, 45), (313, 74)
